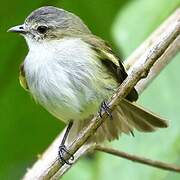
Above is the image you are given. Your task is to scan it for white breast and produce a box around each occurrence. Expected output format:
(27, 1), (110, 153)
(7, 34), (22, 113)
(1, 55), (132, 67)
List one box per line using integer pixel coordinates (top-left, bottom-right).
(24, 37), (117, 122)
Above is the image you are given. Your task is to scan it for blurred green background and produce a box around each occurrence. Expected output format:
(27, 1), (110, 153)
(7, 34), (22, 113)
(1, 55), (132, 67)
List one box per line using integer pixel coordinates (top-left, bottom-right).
(0, 0), (180, 180)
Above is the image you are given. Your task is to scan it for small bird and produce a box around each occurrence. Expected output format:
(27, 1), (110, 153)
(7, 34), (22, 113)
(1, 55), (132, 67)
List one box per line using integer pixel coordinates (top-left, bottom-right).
(8, 6), (168, 164)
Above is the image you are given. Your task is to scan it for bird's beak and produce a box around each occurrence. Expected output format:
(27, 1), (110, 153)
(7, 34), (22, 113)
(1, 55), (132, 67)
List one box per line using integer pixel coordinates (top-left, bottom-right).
(7, 24), (27, 34)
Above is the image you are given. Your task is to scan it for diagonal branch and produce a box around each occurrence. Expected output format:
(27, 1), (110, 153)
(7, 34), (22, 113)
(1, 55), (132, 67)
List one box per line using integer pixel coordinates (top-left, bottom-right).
(22, 9), (180, 180)
(124, 8), (180, 93)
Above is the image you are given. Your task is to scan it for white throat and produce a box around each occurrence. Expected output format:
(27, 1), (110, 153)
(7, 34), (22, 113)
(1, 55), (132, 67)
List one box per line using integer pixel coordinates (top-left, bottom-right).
(23, 37), (114, 122)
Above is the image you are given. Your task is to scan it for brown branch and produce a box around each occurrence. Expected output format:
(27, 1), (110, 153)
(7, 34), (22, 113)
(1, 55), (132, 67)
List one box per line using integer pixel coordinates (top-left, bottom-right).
(124, 9), (180, 94)
(22, 9), (180, 180)
(124, 8), (180, 70)
(134, 35), (180, 94)
(96, 145), (180, 173)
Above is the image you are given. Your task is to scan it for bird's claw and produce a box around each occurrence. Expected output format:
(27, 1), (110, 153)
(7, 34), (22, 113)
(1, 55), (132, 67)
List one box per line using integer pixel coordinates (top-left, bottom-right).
(58, 144), (74, 165)
(99, 101), (113, 120)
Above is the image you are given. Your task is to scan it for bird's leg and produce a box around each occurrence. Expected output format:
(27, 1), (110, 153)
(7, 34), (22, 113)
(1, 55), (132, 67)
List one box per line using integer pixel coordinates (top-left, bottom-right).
(99, 100), (113, 120)
(58, 120), (74, 165)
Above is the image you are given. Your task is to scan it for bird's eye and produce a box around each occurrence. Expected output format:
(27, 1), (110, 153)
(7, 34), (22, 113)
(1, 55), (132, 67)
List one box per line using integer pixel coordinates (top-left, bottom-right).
(37, 26), (48, 34)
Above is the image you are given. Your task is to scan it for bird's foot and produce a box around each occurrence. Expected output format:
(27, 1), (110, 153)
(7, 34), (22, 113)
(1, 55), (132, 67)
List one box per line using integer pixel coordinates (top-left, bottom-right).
(58, 144), (74, 165)
(99, 100), (113, 120)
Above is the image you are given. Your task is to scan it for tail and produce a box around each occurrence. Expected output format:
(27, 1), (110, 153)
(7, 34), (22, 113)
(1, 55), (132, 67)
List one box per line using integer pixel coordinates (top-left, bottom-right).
(68, 98), (168, 143)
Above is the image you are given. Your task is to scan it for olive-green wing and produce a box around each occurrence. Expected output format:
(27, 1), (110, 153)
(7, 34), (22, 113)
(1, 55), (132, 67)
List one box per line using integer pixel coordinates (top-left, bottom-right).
(82, 34), (138, 102)
(19, 63), (29, 91)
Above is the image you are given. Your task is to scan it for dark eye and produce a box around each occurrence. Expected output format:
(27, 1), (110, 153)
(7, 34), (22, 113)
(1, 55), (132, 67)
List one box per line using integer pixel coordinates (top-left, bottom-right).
(37, 26), (48, 34)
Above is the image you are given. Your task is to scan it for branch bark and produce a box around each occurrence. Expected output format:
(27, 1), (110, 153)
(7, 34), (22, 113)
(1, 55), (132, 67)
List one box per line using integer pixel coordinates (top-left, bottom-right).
(22, 9), (180, 180)
(96, 145), (180, 173)
(124, 8), (180, 93)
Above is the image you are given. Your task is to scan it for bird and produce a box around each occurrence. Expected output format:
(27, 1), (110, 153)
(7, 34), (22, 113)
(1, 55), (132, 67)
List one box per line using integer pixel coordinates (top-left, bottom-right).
(8, 6), (168, 164)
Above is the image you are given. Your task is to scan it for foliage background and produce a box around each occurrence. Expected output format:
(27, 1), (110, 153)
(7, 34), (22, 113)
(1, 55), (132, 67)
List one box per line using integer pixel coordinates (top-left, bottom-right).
(0, 0), (180, 179)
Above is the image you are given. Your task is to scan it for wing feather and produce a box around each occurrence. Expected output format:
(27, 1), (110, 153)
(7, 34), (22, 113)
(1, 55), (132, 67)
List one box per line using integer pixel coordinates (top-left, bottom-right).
(19, 63), (29, 91)
(81, 34), (138, 101)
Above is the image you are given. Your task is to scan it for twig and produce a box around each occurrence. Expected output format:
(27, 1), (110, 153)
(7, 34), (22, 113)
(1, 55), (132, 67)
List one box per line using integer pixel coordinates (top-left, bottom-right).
(22, 9), (180, 180)
(96, 145), (180, 173)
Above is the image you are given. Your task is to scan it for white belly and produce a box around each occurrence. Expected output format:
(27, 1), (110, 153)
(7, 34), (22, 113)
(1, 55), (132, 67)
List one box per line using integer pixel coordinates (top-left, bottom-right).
(24, 38), (117, 123)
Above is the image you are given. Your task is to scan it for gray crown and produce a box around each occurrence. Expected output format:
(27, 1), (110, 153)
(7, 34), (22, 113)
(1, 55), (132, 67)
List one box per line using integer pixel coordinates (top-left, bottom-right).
(25, 6), (91, 34)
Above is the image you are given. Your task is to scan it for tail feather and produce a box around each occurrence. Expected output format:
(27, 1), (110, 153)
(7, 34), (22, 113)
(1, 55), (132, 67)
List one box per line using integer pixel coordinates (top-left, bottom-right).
(120, 99), (168, 129)
(67, 98), (168, 144)
(117, 102), (156, 132)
